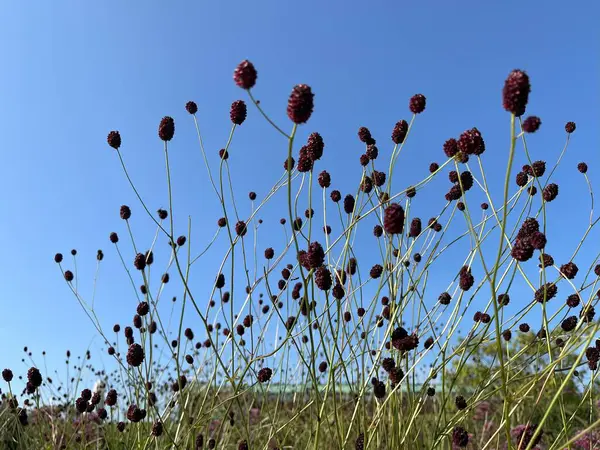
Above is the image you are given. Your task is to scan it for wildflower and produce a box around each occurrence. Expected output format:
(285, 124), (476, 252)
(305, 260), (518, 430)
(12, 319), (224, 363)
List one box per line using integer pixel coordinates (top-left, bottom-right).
(516, 172), (528, 187)
(332, 283), (345, 299)
(358, 127), (375, 144)
(230, 100), (247, 125)
(531, 160), (546, 177)
(409, 94), (426, 114)
(534, 283), (557, 302)
(373, 380), (386, 399)
(502, 69), (530, 116)
(2, 369), (13, 382)
(297, 146), (314, 172)
(355, 433), (365, 450)
(126, 404), (144, 423)
(120, 205), (131, 220)
(560, 262), (578, 279)
(233, 60), (257, 89)
(539, 253), (554, 268)
(151, 420), (163, 437)
(455, 396), (467, 410)
(511, 239), (534, 262)
(27, 367), (42, 388)
(133, 253), (146, 270)
(107, 131), (121, 149)
(366, 144), (378, 160)
(158, 116), (175, 141)
(443, 138), (458, 158)
(389, 367), (404, 386)
(287, 84), (314, 124)
(126, 344), (144, 367)
(318, 170), (331, 188)
(408, 217), (422, 238)
(498, 293), (510, 306)
(383, 203), (405, 234)
(452, 426), (469, 447)
(105, 389), (117, 407)
(373, 225), (383, 238)
(457, 128), (485, 156)
(235, 221), (247, 236)
(439, 292), (451, 305)
(382, 358), (395, 372)
(306, 242), (325, 269)
(370, 264), (383, 279)
(522, 116), (541, 133)
(372, 170), (386, 186)
(185, 101), (198, 114)
(257, 367), (272, 383)
(529, 231), (547, 250)
(565, 122), (576, 133)
(344, 194), (355, 214)
(459, 266), (474, 291)
(512, 424), (542, 450)
(392, 120), (408, 144)
(561, 316), (577, 332)
(566, 294), (580, 308)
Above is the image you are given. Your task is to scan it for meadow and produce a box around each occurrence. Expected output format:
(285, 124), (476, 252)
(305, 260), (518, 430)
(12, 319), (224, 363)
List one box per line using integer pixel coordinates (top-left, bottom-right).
(1, 61), (598, 450)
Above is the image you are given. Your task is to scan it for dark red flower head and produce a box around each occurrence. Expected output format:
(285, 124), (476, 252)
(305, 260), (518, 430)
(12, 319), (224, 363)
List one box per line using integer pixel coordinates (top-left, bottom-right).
(542, 183), (558, 202)
(307, 132), (324, 161)
(185, 101), (198, 115)
(27, 367), (42, 388)
(522, 116), (541, 133)
(158, 116), (175, 141)
(392, 120), (408, 144)
(383, 203), (405, 234)
(409, 94), (426, 114)
(502, 69), (530, 116)
(452, 426), (469, 447)
(2, 368), (13, 382)
(107, 131), (121, 149)
(235, 221), (248, 237)
(358, 126), (374, 144)
(318, 170), (331, 188)
(565, 122), (576, 133)
(233, 60), (257, 90)
(126, 343), (144, 367)
(230, 100), (247, 125)
(287, 84), (314, 124)
(457, 128), (485, 156)
(459, 266), (474, 291)
(257, 367), (272, 383)
(443, 138), (459, 158)
(120, 205), (131, 220)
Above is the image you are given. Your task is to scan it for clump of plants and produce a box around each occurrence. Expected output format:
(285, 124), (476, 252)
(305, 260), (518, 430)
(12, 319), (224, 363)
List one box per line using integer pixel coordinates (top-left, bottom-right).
(2, 61), (599, 450)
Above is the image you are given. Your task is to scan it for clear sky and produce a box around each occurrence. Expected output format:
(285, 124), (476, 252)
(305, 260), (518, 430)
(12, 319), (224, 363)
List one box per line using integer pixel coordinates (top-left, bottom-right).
(0, 1), (598, 387)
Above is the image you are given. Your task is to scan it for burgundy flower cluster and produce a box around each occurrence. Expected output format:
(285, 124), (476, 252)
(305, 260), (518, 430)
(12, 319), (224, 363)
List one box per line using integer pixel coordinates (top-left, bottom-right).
(511, 218), (547, 262)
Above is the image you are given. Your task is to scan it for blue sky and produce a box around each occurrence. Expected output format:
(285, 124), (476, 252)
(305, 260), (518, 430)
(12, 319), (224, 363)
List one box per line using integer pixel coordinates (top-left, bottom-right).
(0, 1), (598, 390)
